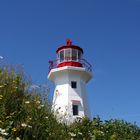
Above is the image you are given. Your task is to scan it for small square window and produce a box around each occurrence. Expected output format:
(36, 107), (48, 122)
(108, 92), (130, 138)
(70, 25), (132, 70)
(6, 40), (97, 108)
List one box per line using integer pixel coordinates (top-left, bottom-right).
(71, 81), (77, 88)
(73, 105), (78, 115)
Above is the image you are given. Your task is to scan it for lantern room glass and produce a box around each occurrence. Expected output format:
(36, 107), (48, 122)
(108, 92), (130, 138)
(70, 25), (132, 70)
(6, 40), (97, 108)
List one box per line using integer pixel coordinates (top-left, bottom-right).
(58, 48), (82, 63)
(65, 49), (71, 61)
(60, 50), (64, 62)
(72, 49), (77, 61)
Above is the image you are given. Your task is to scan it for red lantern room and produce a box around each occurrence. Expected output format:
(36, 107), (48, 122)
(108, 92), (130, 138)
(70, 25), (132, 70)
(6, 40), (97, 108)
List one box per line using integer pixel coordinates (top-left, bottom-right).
(49, 39), (92, 73)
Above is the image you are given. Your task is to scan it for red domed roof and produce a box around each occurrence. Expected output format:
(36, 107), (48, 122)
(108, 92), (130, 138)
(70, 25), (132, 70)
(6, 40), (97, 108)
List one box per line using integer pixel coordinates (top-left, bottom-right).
(56, 39), (83, 54)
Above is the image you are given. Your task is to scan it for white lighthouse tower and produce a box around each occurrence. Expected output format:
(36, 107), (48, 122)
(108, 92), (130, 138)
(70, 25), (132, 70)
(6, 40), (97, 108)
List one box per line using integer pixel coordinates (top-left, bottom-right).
(48, 39), (92, 123)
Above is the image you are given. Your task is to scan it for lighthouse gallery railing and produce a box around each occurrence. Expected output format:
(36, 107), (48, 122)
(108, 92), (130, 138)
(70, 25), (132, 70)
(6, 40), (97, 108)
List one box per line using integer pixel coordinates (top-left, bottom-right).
(48, 58), (92, 73)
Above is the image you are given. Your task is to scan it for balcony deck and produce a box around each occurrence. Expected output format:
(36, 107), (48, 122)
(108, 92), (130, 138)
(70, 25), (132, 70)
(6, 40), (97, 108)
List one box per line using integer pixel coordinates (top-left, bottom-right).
(48, 58), (92, 73)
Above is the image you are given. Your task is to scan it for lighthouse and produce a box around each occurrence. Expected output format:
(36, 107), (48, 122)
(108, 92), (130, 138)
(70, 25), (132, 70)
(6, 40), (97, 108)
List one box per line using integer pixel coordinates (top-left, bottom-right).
(48, 39), (92, 123)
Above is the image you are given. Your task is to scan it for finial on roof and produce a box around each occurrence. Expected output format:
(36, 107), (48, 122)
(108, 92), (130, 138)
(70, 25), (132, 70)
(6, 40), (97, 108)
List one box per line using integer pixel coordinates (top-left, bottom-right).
(66, 38), (72, 46)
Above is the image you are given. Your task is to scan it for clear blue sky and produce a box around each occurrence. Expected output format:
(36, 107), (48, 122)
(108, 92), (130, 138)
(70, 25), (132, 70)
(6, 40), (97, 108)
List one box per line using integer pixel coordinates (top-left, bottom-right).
(0, 0), (140, 125)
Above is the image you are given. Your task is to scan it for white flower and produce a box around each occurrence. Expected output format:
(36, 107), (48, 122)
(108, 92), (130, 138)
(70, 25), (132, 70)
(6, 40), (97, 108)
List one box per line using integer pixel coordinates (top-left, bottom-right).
(28, 125), (32, 128)
(25, 101), (30, 104)
(69, 132), (76, 137)
(16, 137), (21, 140)
(0, 85), (3, 88)
(45, 116), (48, 119)
(0, 128), (5, 133)
(100, 131), (104, 135)
(1, 132), (8, 136)
(78, 132), (82, 135)
(40, 105), (44, 107)
(36, 101), (40, 104)
(28, 117), (32, 120)
(21, 123), (27, 127)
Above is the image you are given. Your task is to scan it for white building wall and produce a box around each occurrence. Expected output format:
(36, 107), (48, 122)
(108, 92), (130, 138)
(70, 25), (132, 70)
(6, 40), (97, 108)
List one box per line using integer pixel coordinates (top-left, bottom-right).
(48, 66), (92, 123)
(80, 80), (91, 118)
(52, 72), (69, 117)
(67, 72), (85, 118)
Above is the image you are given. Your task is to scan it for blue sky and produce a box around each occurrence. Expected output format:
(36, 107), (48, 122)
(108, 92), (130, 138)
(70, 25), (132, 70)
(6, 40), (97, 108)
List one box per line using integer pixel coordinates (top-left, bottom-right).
(0, 0), (140, 125)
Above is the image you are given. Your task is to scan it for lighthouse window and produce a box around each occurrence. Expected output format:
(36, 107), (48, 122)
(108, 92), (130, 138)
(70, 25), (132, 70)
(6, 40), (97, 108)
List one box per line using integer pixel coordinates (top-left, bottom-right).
(73, 105), (78, 115)
(65, 49), (71, 61)
(78, 50), (82, 59)
(60, 50), (64, 62)
(71, 81), (77, 88)
(72, 49), (77, 61)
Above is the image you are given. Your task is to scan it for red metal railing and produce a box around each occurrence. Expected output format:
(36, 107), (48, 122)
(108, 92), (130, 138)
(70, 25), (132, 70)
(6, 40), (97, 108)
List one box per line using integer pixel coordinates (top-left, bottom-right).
(48, 58), (92, 73)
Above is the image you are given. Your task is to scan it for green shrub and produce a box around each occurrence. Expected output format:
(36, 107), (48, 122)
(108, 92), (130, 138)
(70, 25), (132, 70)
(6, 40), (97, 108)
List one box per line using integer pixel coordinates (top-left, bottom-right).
(0, 65), (140, 140)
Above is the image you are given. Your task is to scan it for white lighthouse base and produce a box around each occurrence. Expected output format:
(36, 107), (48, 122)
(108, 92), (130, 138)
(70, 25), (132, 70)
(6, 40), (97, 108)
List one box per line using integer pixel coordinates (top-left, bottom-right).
(48, 66), (92, 124)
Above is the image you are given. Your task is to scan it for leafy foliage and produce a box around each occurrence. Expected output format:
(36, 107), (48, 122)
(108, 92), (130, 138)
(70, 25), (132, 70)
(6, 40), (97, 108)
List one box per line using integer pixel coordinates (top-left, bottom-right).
(0, 65), (140, 140)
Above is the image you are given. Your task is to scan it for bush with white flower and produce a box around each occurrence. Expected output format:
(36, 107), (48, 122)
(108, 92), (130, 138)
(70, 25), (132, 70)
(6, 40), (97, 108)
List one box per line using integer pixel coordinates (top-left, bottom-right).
(0, 65), (140, 140)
